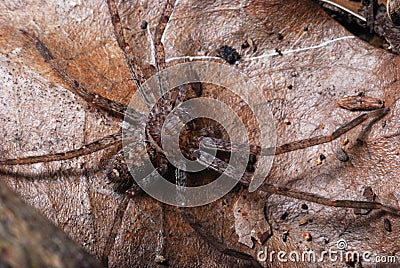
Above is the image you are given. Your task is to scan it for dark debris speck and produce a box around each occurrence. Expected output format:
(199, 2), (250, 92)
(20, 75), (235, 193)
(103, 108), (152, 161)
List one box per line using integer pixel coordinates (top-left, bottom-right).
(335, 148), (349, 162)
(301, 203), (308, 210)
(140, 20), (148, 29)
(215, 45), (241, 64)
(280, 211), (288, 220)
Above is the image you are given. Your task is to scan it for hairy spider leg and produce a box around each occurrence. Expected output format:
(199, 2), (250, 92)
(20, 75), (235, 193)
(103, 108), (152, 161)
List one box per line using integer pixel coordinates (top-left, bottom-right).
(196, 149), (400, 216)
(106, 0), (177, 263)
(199, 107), (389, 156)
(19, 30), (144, 122)
(0, 132), (127, 165)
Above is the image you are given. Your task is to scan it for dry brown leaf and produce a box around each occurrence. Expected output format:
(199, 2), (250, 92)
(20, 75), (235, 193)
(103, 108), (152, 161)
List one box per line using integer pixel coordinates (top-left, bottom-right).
(1, 0), (400, 267)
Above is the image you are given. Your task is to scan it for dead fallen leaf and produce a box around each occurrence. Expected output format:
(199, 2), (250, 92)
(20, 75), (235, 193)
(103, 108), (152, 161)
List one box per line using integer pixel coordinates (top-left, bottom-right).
(1, 0), (400, 267)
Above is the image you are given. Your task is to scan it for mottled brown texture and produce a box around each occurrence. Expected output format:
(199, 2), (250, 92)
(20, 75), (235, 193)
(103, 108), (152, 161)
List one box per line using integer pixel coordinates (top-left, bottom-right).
(0, 181), (102, 268)
(1, 0), (400, 267)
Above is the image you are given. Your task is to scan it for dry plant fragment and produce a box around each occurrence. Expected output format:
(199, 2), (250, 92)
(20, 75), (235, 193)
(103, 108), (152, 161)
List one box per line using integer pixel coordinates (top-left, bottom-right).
(384, 218), (392, 232)
(299, 218), (308, 226)
(301, 232), (312, 241)
(337, 95), (384, 111)
(233, 191), (271, 248)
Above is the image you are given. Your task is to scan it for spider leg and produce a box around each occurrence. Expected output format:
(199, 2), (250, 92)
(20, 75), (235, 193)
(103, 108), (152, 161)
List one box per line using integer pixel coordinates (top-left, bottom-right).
(195, 150), (400, 216)
(19, 30), (144, 123)
(106, 0), (150, 104)
(107, 0), (183, 153)
(258, 184), (400, 215)
(0, 131), (126, 165)
(199, 107), (390, 156)
(175, 167), (262, 266)
(105, 190), (169, 265)
(179, 208), (263, 267)
(101, 194), (130, 266)
(107, 0), (176, 98)
(152, 0), (202, 103)
(149, 0), (177, 99)
(150, 0), (180, 100)
(153, 0), (177, 71)
(172, 160), (261, 265)
(275, 107), (389, 155)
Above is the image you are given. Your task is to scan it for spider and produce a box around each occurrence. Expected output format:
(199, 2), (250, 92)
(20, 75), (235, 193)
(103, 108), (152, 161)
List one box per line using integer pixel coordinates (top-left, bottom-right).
(1, 0), (400, 266)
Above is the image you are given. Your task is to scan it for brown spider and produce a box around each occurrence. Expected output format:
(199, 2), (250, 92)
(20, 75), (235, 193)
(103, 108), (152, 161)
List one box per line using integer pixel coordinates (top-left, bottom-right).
(1, 0), (400, 266)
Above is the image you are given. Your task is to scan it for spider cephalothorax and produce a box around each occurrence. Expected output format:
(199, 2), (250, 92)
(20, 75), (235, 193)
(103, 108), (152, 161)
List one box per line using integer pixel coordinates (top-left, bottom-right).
(106, 81), (257, 194)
